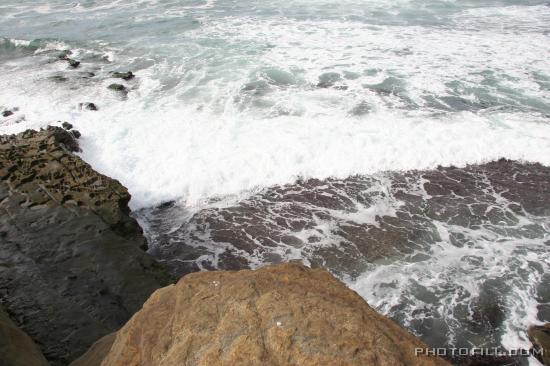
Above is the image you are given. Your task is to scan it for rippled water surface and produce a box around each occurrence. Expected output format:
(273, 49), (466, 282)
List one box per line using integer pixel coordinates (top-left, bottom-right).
(1, 0), (549, 360)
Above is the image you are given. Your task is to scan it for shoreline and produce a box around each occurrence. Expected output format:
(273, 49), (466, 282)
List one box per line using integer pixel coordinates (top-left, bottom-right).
(1, 126), (548, 365)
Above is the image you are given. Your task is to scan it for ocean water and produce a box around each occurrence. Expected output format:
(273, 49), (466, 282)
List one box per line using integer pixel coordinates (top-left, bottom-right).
(1, 0), (549, 361)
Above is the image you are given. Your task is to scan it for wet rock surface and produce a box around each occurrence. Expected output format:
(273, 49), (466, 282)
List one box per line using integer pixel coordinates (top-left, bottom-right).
(74, 262), (449, 366)
(61, 121), (73, 130)
(0, 305), (48, 366)
(0, 127), (172, 365)
(140, 159), (550, 352)
(111, 71), (134, 80)
(78, 102), (98, 111)
(528, 323), (550, 365)
(107, 83), (126, 92)
(57, 52), (80, 69)
(67, 59), (80, 68)
(144, 159), (550, 278)
(48, 75), (68, 83)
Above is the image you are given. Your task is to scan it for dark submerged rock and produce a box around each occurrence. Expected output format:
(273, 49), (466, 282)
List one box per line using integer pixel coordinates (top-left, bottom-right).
(137, 159), (550, 366)
(0, 127), (172, 365)
(111, 71), (134, 80)
(67, 58), (80, 68)
(107, 83), (126, 92)
(469, 280), (507, 332)
(538, 304), (550, 323)
(2, 110), (14, 117)
(145, 159), (550, 314)
(157, 200), (176, 209)
(79, 102), (98, 111)
(78, 71), (95, 78)
(56, 50), (72, 60)
(48, 75), (68, 83)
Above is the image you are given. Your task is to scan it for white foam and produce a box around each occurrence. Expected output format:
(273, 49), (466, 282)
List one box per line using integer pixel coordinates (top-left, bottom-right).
(350, 219), (550, 349)
(1, 70), (550, 211)
(0, 2), (549, 211)
(56, 109), (550, 209)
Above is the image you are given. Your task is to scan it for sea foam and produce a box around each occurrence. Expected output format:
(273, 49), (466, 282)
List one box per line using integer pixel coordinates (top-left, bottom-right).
(1, 2), (549, 209)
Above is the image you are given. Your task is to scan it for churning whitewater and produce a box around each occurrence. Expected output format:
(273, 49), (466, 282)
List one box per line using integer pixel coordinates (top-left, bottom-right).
(1, 0), (549, 361)
(1, 0), (549, 208)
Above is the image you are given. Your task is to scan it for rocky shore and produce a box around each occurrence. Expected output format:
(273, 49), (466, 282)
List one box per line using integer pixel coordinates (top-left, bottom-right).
(0, 305), (48, 366)
(0, 126), (547, 366)
(0, 127), (172, 365)
(0, 126), (450, 365)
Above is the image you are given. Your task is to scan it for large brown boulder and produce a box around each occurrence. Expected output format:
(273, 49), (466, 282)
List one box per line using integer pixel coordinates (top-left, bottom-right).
(0, 306), (48, 366)
(0, 127), (172, 365)
(74, 263), (448, 366)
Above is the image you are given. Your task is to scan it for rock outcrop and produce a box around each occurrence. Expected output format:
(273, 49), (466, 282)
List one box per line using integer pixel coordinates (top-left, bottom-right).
(0, 305), (48, 366)
(74, 262), (449, 366)
(528, 323), (550, 365)
(107, 83), (126, 92)
(0, 127), (172, 365)
(111, 71), (134, 81)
